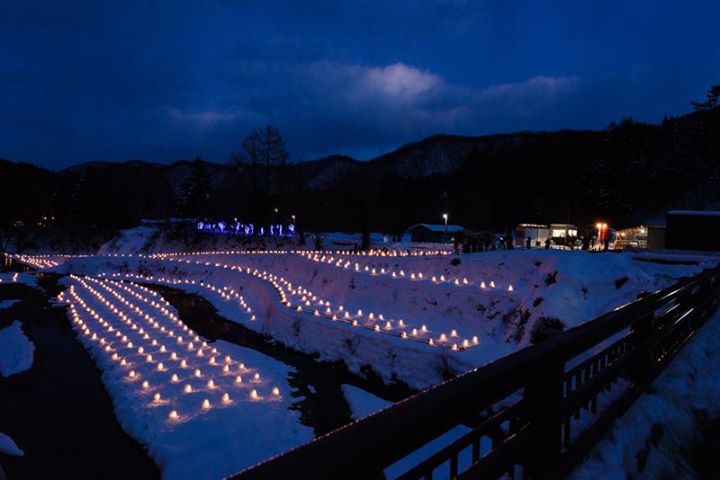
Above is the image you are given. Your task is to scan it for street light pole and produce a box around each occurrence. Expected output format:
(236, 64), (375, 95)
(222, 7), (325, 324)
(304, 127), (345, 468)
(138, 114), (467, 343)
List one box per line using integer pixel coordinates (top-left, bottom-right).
(442, 213), (448, 233)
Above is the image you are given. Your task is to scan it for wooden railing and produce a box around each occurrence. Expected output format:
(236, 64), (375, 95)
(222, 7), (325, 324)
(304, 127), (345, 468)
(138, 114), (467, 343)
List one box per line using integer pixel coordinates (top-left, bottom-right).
(229, 264), (720, 480)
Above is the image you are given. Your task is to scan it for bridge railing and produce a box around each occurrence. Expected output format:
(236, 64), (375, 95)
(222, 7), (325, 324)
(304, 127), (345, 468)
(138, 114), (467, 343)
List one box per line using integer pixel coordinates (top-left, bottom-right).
(229, 264), (720, 480)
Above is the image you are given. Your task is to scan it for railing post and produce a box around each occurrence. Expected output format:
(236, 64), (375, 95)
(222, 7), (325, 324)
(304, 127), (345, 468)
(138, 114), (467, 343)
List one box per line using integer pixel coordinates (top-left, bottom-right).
(522, 362), (565, 479)
(624, 311), (655, 384)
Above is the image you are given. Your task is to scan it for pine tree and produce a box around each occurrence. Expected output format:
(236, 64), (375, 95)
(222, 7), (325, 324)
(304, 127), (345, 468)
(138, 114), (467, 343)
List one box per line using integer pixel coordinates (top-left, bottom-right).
(692, 84), (720, 112)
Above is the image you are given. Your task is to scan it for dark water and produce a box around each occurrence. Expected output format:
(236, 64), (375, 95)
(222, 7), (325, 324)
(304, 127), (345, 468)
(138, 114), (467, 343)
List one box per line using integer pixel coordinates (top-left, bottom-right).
(0, 275), (160, 479)
(148, 284), (413, 436)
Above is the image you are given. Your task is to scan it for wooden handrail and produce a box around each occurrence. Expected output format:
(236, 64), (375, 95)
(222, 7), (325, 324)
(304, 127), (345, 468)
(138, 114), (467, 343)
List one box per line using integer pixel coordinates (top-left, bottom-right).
(230, 265), (720, 480)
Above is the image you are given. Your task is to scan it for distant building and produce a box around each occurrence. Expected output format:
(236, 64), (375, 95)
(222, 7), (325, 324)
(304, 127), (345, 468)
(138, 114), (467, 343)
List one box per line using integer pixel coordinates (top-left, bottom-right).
(647, 225), (666, 250)
(614, 224), (667, 250)
(549, 224), (578, 239)
(406, 224), (464, 243)
(665, 210), (720, 251)
(514, 223), (577, 248)
(514, 223), (549, 248)
(615, 225), (648, 250)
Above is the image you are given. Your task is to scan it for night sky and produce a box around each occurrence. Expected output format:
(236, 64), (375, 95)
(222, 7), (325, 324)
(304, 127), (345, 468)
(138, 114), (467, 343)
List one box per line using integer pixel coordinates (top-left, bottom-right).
(2, 0), (718, 170)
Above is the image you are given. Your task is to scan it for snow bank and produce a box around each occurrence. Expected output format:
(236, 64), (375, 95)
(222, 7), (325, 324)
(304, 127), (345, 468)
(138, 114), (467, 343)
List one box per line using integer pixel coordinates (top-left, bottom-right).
(95, 224), (415, 256)
(0, 300), (20, 309)
(0, 321), (35, 377)
(0, 432), (25, 457)
(570, 308), (720, 479)
(0, 272), (37, 286)
(342, 384), (393, 420)
(60, 276), (313, 479)
(0, 432), (24, 456)
(98, 226), (160, 255)
(40, 249), (707, 391)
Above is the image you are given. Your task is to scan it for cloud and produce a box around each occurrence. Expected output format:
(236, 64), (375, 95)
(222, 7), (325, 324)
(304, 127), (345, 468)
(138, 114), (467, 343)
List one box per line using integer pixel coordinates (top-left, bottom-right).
(1, 0), (716, 168)
(165, 107), (251, 130)
(473, 75), (581, 118)
(357, 63), (443, 101)
(167, 56), (582, 161)
(478, 75), (579, 101)
(295, 61), (443, 106)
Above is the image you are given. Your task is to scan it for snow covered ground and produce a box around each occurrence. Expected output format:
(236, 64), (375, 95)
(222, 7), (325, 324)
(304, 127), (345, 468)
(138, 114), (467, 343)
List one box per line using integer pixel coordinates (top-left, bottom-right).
(9, 230), (720, 478)
(0, 271), (37, 286)
(20, 247), (713, 390)
(0, 432), (24, 457)
(342, 384), (391, 420)
(58, 275), (312, 479)
(94, 225), (409, 256)
(0, 299), (20, 309)
(570, 307), (720, 479)
(0, 321), (35, 377)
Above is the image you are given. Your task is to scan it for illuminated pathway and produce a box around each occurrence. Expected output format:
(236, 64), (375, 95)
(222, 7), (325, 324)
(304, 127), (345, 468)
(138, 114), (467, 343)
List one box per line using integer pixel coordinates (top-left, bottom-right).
(58, 274), (313, 478)
(125, 256), (482, 351)
(62, 275), (281, 421)
(294, 250), (514, 292)
(12, 251), (492, 350)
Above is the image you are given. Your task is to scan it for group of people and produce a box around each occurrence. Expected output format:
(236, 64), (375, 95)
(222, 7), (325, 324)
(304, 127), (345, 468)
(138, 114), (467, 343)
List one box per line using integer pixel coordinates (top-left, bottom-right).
(521, 234), (611, 251)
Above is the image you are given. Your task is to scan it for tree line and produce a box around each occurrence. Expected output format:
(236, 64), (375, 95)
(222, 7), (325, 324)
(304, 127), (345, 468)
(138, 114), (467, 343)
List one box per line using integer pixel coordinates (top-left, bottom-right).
(1, 83), (719, 251)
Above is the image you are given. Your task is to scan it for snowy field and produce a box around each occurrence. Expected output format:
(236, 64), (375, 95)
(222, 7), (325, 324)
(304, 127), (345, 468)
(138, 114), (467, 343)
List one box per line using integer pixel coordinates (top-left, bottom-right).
(0, 432), (24, 457)
(30, 247), (712, 389)
(0, 321), (34, 377)
(7, 237), (719, 478)
(0, 271), (37, 286)
(571, 307), (720, 479)
(57, 274), (312, 479)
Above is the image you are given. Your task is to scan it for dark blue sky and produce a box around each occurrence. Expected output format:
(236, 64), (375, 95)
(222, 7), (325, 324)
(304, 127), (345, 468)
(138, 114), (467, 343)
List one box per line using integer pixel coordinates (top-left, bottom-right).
(1, 0), (718, 170)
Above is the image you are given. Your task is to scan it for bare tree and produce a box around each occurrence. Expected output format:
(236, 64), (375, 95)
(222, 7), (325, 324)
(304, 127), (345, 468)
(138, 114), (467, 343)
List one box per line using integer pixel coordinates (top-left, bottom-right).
(261, 125), (289, 195)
